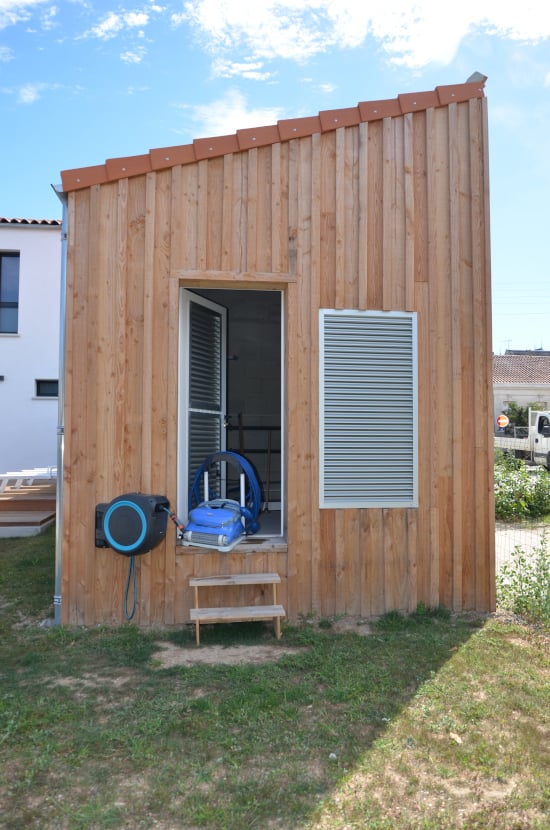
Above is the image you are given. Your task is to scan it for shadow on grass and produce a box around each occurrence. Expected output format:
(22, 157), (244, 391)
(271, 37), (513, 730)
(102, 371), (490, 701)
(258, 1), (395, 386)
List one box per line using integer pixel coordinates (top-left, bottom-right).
(0, 528), (485, 830)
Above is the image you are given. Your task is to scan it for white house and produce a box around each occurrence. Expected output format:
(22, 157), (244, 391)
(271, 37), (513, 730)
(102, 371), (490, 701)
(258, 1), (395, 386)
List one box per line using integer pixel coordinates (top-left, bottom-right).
(493, 350), (550, 423)
(0, 218), (62, 473)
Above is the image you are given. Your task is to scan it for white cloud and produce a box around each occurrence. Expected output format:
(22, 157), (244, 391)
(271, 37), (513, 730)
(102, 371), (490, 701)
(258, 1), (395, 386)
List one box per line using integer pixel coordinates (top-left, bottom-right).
(0, 0), (49, 31)
(5, 79), (61, 103)
(301, 77), (337, 94)
(121, 46), (147, 63)
(2, 0), (550, 71)
(18, 81), (45, 102)
(124, 11), (149, 27)
(87, 10), (150, 40)
(39, 3), (57, 30)
(186, 88), (283, 137)
(178, 0), (550, 71)
(86, 11), (123, 40)
(211, 57), (273, 80)
(126, 84), (151, 94)
(0, 44), (14, 61)
(83, 7), (155, 41)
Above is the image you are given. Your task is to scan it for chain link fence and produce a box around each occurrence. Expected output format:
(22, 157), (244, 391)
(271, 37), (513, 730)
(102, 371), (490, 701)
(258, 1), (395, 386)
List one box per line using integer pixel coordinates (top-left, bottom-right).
(495, 520), (548, 573)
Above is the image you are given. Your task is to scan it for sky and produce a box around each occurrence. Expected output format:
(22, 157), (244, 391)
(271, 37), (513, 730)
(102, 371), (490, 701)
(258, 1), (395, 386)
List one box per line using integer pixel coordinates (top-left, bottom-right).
(1, 1), (549, 354)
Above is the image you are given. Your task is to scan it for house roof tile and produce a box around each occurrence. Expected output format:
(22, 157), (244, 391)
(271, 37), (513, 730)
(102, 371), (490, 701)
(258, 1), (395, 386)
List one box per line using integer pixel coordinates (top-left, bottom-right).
(0, 217), (61, 226)
(60, 79), (486, 194)
(493, 353), (550, 384)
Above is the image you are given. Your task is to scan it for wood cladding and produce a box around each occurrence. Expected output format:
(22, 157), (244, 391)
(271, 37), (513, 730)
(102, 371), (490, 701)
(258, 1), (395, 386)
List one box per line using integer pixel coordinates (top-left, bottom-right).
(61, 97), (494, 625)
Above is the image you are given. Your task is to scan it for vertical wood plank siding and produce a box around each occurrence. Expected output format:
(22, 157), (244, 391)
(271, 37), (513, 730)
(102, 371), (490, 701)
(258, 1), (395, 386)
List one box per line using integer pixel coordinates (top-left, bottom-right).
(62, 99), (494, 624)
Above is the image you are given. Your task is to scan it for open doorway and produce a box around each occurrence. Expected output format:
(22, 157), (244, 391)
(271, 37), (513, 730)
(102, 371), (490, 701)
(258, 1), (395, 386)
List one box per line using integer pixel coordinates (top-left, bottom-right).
(178, 288), (284, 539)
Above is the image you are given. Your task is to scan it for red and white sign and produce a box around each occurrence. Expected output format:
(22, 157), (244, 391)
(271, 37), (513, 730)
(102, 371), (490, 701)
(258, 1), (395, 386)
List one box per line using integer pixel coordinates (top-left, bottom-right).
(496, 414), (509, 428)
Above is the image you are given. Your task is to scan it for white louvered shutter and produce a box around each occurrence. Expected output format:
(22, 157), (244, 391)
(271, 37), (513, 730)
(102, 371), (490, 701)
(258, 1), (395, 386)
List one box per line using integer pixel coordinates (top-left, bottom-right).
(319, 310), (418, 508)
(178, 290), (227, 519)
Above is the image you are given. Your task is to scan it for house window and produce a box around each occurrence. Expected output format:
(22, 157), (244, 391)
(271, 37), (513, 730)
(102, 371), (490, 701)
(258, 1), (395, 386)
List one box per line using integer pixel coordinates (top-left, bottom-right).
(319, 309), (418, 508)
(36, 379), (59, 398)
(0, 253), (19, 334)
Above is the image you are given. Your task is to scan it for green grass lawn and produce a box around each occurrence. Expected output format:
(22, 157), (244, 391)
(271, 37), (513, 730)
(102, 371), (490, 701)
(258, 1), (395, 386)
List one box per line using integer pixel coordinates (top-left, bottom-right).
(0, 527), (548, 829)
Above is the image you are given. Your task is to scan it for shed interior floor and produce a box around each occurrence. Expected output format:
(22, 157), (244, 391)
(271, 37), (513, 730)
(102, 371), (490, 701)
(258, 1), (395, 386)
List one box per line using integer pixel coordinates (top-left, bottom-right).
(256, 509), (281, 537)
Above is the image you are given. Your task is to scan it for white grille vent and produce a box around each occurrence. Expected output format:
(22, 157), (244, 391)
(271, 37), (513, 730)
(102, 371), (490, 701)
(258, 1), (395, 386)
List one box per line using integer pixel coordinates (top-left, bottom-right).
(320, 310), (418, 508)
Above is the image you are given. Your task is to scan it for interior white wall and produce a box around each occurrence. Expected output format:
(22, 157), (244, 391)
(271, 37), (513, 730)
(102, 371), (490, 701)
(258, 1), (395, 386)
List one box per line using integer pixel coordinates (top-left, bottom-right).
(0, 223), (61, 472)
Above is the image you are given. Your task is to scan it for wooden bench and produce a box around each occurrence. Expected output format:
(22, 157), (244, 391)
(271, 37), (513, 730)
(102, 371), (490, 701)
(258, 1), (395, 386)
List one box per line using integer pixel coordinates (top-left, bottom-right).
(189, 573), (285, 645)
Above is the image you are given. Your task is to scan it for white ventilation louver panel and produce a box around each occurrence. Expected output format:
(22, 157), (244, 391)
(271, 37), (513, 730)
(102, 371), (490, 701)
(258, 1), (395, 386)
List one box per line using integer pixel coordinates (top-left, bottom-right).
(320, 310), (418, 508)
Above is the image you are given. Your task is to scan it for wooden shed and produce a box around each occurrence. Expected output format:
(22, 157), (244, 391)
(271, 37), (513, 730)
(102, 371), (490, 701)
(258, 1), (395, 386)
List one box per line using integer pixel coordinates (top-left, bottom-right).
(56, 77), (495, 627)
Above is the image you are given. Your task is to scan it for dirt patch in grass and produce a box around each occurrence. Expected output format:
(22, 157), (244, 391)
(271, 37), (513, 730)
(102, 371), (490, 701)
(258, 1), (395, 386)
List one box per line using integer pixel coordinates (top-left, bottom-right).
(53, 671), (134, 691)
(153, 615), (374, 666)
(153, 640), (304, 666)
(322, 616), (373, 635)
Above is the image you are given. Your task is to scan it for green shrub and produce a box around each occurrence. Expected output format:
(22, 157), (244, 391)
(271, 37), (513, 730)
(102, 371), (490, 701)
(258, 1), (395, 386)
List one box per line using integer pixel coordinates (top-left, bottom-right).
(494, 448), (524, 470)
(496, 532), (550, 626)
(494, 453), (550, 521)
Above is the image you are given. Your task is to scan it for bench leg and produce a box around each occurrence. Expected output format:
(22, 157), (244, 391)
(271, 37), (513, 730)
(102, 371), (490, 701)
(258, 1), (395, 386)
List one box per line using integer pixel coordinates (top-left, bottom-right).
(273, 583), (281, 639)
(194, 585), (201, 645)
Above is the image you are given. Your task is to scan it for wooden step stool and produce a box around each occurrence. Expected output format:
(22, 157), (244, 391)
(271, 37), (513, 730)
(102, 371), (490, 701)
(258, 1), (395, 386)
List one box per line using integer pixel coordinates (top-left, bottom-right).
(189, 573), (285, 645)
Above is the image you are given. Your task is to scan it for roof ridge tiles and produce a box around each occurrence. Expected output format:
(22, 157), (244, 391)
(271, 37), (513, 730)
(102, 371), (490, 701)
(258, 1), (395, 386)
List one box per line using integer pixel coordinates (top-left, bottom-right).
(60, 79), (486, 193)
(0, 217), (61, 225)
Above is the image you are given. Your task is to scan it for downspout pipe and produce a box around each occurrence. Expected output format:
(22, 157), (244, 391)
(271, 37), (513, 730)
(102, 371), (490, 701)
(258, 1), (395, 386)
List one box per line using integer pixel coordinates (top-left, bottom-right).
(52, 184), (68, 626)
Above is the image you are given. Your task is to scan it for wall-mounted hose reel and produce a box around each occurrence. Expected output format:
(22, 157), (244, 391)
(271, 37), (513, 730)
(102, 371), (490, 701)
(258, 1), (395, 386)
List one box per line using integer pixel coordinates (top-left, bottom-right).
(95, 492), (170, 621)
(95, 493), (170, 556)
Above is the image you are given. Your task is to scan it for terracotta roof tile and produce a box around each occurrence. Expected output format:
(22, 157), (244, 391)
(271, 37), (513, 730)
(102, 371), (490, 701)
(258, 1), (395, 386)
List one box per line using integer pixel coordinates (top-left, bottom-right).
(150, 143), (196, 170)
(436, 82), (484, 105)
(194, 134), (240, 160)
(60, 79), (486, 193)
(277, 114), (322, 141)
(319, 105), (361, 132)
(493, 354), (550, 384)
(358, 97), (402, 120)
(399, 90), (440, 113)
(105, 153), (152, 181)
(61, 164), (108, 191)
(237, 124), (281, 150)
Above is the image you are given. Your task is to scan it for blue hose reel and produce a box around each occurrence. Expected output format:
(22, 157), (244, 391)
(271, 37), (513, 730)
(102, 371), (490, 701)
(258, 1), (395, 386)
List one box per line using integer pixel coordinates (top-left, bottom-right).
(95, 493), (170, 556)
(95, 492), (170, 621)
